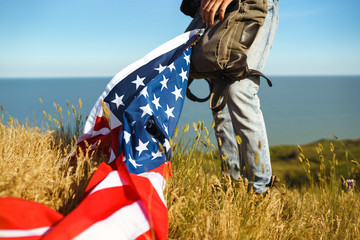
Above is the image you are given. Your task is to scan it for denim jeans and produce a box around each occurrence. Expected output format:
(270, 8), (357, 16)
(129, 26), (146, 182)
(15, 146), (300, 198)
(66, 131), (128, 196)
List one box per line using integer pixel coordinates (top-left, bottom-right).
(212, 0), (279, 193)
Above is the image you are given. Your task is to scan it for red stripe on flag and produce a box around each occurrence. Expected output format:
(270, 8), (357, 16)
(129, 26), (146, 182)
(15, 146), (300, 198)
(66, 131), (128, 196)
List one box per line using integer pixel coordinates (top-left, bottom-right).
(42, 186), (139, 239)
(135, 230), (153, 240)
(116, 157), (169, 240)
(110, 126), (121, 162)
(82, 162), (114, 198)
(148, 161), (172, 179)
(130, 174), (169, 240)
(0, 236), (45, 240)
(0, 197), (63, 230)
(93, 116), (109, 131)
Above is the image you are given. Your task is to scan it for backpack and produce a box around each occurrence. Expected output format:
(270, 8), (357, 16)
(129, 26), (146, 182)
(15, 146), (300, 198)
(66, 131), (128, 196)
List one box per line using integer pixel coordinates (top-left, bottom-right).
(184, 0), (272, 112)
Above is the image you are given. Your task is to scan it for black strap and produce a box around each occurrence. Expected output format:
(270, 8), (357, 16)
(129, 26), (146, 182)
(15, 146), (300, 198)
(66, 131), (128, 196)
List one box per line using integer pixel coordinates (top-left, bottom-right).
(186, 78), (213, 102)
(248, 69), (272, 87)
(187, 70), (272, 112)
(209, 80), (232, 112)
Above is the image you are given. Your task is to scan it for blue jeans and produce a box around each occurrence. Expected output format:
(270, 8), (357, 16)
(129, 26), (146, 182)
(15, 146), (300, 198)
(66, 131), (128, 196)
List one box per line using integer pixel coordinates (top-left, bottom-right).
(212, 0), (279, 193)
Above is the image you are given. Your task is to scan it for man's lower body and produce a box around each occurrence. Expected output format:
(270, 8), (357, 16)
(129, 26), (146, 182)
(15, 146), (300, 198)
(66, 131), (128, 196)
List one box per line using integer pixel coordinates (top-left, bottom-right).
(212, 0), (279, 193)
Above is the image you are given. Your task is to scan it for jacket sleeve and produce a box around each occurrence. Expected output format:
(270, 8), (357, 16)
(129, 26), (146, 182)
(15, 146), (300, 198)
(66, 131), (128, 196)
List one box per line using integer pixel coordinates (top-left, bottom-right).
(180, 0), (201, 18)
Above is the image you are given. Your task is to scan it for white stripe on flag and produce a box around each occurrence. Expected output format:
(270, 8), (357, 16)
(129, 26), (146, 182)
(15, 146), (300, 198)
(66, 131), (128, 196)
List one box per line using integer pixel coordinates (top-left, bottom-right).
(73, 201), (150, 240)
(138, 171), (166, 206)
(0, 227), (51, 238)
(77, 127), (111, 143)
(89, 171), (128, 195)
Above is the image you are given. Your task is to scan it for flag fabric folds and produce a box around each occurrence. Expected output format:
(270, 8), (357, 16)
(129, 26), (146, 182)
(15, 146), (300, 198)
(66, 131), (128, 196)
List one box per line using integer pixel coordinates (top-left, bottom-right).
(0, 198), (63, 239)
(0, 29), (203, 240)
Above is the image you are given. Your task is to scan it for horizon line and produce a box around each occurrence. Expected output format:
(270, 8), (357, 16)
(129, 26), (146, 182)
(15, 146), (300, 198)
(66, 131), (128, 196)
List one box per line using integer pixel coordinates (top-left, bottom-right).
(1, 74), (360, 79)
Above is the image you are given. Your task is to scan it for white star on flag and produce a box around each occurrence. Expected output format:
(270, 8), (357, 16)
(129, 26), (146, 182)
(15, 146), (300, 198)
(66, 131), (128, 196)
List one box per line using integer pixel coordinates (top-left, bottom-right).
(160, 75), (169, 91)
(139, 86), (149, 98)
(152, 94), (162, 110)
(139, 104), (153, 118)
(111, 93), (125, 109)
(183, 53), (190, 65)
(179, 68), (188, 82)
(168, 62), (176, 72)
(123, 131), (131, 144)
(151, 150), (163, 160)
(171, 86), (183, 101)
(163, 139), (171, 152)
(155, 64), (167, 73)
(165, 105), (175, 119)
(132, 75), (146, 89)
(135, 139), (149, 156)
(128, 155), (143, 168)
(163, 124), (168, 135)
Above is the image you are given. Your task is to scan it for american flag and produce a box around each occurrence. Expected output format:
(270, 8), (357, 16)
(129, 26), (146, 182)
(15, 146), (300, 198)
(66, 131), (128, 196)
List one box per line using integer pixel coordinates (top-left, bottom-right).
(0, 29), (203, 240)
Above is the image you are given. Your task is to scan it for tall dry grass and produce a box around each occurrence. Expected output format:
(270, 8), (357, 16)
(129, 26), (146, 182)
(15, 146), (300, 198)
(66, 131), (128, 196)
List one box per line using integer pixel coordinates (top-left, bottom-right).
(166, 123), (360, 239)
(0, 114), (100, 215)
(1, 103), (360, 239)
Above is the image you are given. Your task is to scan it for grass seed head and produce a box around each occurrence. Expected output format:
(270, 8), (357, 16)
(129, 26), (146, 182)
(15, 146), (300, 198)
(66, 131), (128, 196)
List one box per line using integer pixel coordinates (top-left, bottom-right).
(72, 105), (76, 115)
(254, 152), (259, 165)
(330, 142), (334, 152)
(174, 126), (179, 138)
(100, 99), (110, 121)
(204, 126), (209, 136)
(193, 122), (198, 131)
(183, 124), (189, 133)
(236, 135), (242, 145)
(318, 143), (323, 152)
(158, 142), (165, 153)
(351, 160), (359, 165)
(78, 98), (82, 109)
(297, 145), (303, 153)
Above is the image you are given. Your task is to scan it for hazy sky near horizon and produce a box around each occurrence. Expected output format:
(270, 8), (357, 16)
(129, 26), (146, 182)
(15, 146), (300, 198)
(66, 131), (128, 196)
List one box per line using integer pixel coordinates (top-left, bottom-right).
(1, 0), (360, 78)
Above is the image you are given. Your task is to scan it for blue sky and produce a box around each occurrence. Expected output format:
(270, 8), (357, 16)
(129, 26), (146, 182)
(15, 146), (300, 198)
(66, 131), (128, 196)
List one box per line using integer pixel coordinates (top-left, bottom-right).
(0, 0), (359, 77)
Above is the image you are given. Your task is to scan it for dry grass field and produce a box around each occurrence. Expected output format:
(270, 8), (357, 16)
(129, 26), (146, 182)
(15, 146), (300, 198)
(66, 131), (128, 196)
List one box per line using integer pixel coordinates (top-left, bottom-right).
(1, 105), (360, 239)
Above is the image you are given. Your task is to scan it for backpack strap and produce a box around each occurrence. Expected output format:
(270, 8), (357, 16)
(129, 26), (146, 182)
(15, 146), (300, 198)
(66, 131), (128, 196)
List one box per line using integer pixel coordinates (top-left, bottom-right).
(186, 78), (213, 102)
(209, 70), (272, 112)
(187, 71), (272, 112)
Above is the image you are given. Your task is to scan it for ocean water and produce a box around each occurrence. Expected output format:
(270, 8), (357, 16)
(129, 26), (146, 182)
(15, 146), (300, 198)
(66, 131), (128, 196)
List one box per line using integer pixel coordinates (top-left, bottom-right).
(0, 76), (359, 146)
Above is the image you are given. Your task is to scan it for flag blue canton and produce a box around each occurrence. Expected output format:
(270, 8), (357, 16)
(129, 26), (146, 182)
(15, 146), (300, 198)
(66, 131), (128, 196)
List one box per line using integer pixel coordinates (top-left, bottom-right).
(121, 49), (191, 174)
(103, 40), (193, 124)
(103, 46), (192, 175)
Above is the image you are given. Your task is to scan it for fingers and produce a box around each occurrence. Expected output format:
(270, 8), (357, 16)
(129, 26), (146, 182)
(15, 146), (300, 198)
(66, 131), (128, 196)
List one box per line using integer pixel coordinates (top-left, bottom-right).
(200, 0), (215, 27)
(204, 0), (222, 27)
(218, 0), (233, 21)
(200, 0), (235, 27)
